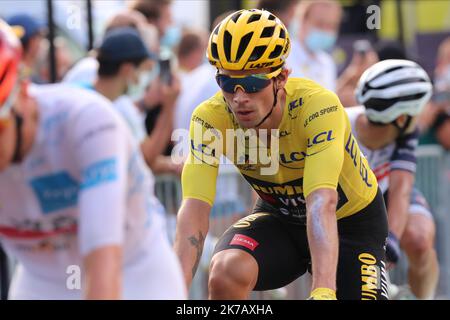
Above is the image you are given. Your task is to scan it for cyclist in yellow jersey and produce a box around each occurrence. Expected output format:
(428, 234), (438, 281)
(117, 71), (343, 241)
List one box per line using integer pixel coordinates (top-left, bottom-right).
(174, 9), (389, 300)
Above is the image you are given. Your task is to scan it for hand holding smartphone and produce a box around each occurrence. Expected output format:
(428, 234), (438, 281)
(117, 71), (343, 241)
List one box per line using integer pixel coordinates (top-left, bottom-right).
(353, 39), (372, 57)
(159, 58), (172, 85)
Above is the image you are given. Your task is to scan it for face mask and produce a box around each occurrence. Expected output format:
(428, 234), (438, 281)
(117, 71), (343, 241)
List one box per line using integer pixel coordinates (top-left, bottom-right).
(305, 28), (337, 52)
(160, 26), (181, 50)
(127, 66), (159, 101)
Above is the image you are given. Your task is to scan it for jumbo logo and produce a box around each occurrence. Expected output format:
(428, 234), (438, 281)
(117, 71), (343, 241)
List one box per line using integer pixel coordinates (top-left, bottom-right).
(358, 253), (388, 300)
(280, 151), (307, 164)
(306, 130), (335, 148)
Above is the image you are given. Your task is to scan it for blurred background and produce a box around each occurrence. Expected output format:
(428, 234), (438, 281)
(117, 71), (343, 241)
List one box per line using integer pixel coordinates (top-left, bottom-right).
(1, 0), (450, 300)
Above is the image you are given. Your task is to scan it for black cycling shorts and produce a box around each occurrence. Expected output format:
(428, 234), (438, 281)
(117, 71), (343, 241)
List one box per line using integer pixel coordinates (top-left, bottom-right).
(213, 188), (389, 300)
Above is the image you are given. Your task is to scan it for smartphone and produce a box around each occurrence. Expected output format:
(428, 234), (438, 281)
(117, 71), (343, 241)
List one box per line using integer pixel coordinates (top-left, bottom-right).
(159, 58), (172, 85)
(353, 39), (372, 56)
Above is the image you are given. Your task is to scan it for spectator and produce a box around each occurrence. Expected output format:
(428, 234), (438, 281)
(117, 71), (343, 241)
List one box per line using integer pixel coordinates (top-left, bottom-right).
(129, 0), (177, 42)
(93, 27), (180, 175)
(256, 0), (299, 28)
(6, 14), (46, 82)
(175, 28), (208, 74)
(336, 40), (380, 107)
(35, 36), (74, 83)
(287, 0), (342, 91)
(64, 11), (180, 173)
(418, 37), (450, 150)
(64, 9), (157, 85)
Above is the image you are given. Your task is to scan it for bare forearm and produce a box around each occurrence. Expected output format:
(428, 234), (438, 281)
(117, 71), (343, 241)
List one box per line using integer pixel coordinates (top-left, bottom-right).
(306, 189), (339, 291)
(387, 171), (414, 238)
(149, 155), (179, 174)
(84, 246), (122, 299)
(174, 201), (210, 289)
(141, 109), (174, 165)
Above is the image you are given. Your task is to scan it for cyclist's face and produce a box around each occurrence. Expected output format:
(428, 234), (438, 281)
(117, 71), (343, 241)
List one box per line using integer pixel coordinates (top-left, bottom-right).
(220, 68), (277, 128)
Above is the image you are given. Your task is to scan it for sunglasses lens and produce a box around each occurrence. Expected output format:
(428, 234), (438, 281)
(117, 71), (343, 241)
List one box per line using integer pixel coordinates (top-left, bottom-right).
(216, 74), (271, 93)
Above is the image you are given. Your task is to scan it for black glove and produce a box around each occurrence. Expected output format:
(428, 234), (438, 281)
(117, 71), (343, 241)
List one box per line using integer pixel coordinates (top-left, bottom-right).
(386, 231), (401, 263)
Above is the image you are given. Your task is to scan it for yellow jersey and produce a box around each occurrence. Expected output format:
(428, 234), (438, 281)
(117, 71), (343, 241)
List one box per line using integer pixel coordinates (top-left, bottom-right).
(182, 78), (378, 221)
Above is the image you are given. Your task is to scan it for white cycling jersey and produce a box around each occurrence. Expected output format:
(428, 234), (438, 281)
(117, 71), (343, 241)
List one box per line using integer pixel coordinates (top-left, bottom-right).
(346, 106), (419, 193)
(0, 84), (186, 299)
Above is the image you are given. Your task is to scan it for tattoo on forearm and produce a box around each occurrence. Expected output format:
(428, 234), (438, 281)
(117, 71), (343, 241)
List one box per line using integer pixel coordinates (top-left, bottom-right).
(188, 231), (205, 277)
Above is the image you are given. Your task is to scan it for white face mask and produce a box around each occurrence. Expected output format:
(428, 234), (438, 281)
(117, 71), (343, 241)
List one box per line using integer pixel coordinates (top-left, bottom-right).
(127, 65), (159, 101)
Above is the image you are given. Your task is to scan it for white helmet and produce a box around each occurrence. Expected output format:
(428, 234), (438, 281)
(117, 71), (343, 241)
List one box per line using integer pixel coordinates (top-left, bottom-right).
(355, 59), (432, 124)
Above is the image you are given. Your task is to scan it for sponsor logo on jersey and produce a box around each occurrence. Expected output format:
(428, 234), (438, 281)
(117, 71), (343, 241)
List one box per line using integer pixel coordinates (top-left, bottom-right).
(303, 105), (338, 127)
(280, 151), (307, 164)
(359, 253), (389, 300)
(30, 172), (79, 214)
(0, 216), (77, 240)
(306, 130), (335, 148)
(241, 174), (349, 222)
(230, 234), (260, 251)
(288, 98), (303, 119)
(345, 133), (373, 188)
(233, 213), (269, 228)
(279, 131), (335, 166)
(81, 158), (118, 189)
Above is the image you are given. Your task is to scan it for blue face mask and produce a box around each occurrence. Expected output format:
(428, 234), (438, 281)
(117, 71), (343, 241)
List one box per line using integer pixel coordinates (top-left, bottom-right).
(160, 26), (181, 50)
(305, 28), (337, 52)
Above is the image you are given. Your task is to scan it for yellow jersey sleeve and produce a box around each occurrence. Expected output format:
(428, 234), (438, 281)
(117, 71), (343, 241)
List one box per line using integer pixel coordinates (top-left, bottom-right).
(301, 90), (347, 198)
(181, 99), (227, 206)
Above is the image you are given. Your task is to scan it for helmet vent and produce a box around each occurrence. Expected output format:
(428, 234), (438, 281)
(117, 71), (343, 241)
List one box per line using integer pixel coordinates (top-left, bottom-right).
(248, 14), (261, 23)
(224, 30), (233, 62)
(370, 66), (403, 82)
(211, 42), (219, 60)
(279, 28), (286, 39)
(261, 26), (275, 38)
(269, 45), (283, 59)
(364, 92), (427, 110)
(249, 45), (266, 62)
(236, 32), (254, 61)
(268, 14), (276, 21)
(231, 12), (242, 23)
(371, 77), (428, 90)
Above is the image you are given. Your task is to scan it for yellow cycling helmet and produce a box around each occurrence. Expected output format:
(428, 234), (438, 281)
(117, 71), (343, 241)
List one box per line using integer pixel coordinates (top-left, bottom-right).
(207, 9), (290, 71)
